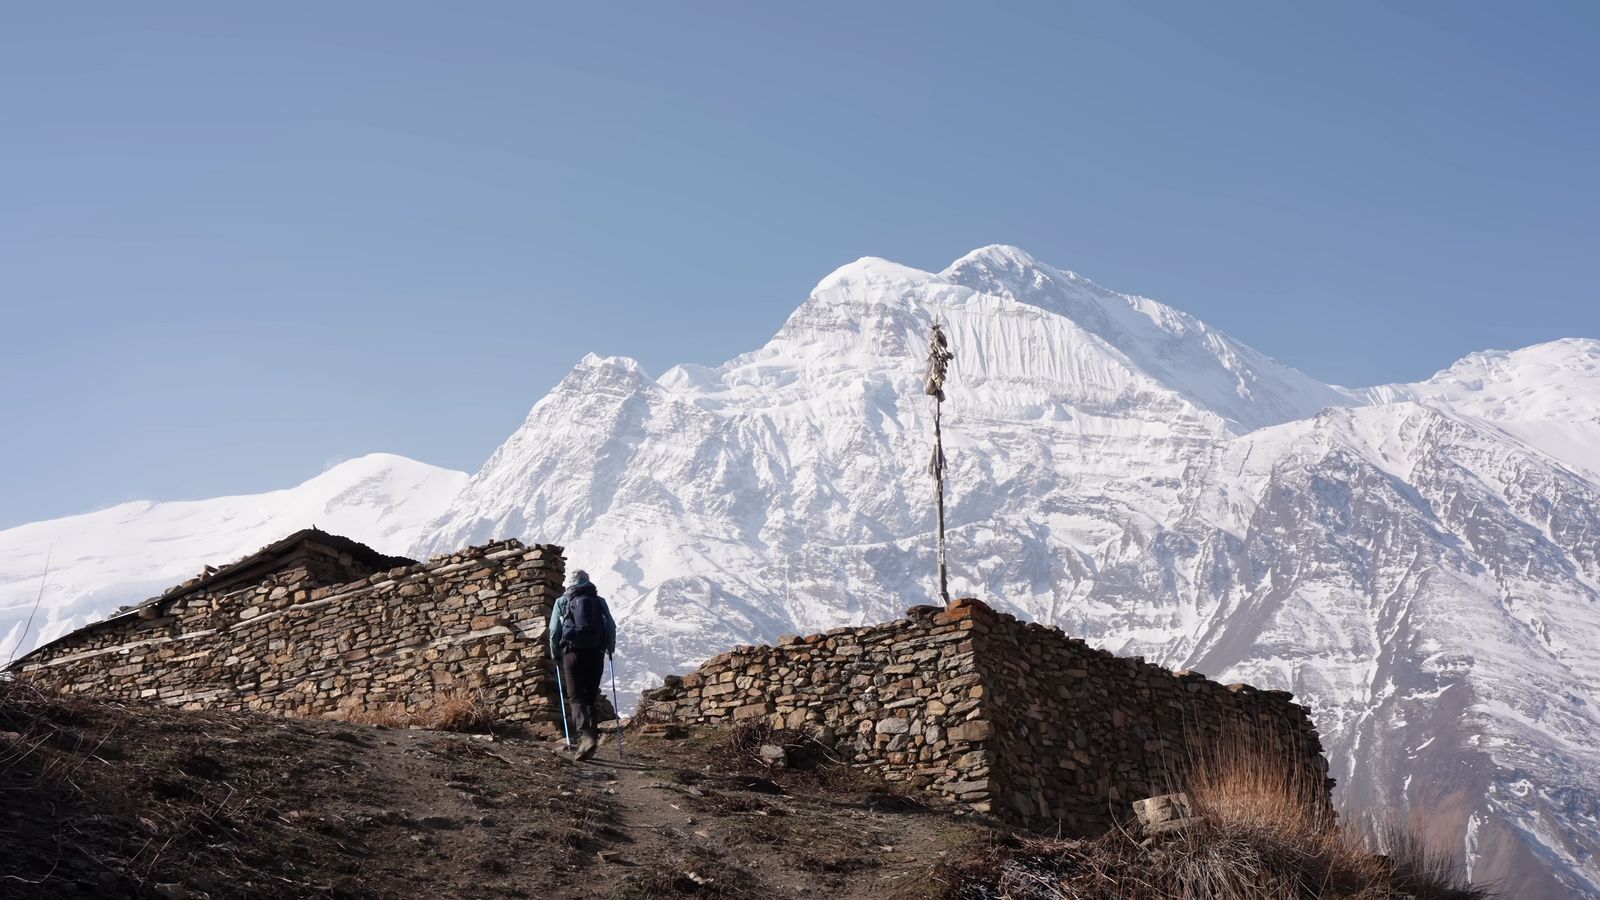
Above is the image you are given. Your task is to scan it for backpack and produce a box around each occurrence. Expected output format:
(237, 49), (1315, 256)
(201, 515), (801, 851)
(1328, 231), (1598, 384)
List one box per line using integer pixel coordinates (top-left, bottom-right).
(561, 584), (607, 651)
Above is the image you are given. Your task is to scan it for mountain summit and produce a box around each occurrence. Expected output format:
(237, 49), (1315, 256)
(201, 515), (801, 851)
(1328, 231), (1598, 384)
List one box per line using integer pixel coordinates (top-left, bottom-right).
(942, 245), (1355, 431)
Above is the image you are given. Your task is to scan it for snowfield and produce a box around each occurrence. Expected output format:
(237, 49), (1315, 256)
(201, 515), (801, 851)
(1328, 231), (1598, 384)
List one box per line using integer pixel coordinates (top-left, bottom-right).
(4, 247), (1597, 897)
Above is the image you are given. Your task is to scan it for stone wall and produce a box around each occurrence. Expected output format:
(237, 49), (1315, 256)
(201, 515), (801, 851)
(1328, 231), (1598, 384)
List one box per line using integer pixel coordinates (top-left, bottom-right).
(643, 598), (1332, 835)
(644, 602), (990, 804)
(14, 540), (568, 735)
(970, 609), (1332, 832)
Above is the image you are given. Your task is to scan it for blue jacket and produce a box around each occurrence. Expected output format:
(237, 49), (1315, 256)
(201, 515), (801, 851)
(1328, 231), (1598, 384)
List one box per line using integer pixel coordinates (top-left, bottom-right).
(549, 582), (616, 657)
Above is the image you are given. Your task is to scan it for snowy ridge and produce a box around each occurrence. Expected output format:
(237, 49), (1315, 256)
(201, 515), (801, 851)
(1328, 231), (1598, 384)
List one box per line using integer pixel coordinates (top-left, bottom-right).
(1371, 338), (1600, 481)
(940, 246), (1358, 432)
(0, 454), (468, 661)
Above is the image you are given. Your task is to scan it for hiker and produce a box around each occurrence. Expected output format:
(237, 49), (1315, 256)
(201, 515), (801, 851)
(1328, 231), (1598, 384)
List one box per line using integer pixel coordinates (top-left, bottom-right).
(548, 569), (616, 760)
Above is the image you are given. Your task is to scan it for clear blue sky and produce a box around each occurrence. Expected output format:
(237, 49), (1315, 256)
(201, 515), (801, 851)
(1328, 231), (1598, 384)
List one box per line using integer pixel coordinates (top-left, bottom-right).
(2, 2), (1596, 528)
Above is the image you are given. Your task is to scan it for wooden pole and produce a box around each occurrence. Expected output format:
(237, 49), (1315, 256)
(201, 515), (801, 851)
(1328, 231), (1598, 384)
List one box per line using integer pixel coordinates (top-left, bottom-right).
(933, 397), (949, 604)
(924, 323), (954, 605)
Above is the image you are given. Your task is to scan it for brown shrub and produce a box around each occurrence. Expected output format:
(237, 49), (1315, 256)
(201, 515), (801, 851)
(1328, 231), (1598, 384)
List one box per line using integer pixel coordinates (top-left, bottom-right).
(1182, 737), (1486, 899)
(944, 736), (1493, 900)
(628, 696), (679, 729)
(1185, 729), (1334, 840)
(337, 689), (496, 732)
(427, 689), (497, 732)
(716, 717), (799, 762)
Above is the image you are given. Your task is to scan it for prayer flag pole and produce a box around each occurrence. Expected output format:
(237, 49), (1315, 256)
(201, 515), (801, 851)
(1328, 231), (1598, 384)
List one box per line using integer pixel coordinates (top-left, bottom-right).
(924, 323), (954, 604)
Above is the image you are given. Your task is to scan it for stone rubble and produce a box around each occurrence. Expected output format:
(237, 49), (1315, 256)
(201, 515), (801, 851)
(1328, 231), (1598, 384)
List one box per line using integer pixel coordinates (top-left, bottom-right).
(1133, 792), (1203, 835)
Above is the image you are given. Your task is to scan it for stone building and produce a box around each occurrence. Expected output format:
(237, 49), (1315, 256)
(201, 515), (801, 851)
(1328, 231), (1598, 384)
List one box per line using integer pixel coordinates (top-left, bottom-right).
(643, 597), (1333, 835)
(9, 529), (569, 734)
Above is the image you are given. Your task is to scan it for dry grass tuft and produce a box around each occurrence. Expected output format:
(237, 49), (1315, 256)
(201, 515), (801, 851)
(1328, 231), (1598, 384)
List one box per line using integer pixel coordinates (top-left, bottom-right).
(701, 718), (922, 802)
(628, 696), (680, 730)
(717, 717), (799, 762)
(944, 736), (1493, 900)
(337, 689), (497, 732)
(1185, 729), (1335, 841)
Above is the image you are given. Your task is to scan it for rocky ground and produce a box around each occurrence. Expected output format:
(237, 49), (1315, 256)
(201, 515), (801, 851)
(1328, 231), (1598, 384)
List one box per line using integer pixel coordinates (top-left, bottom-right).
(0, 681), (1493, 899)
(0, 682), (987, 899)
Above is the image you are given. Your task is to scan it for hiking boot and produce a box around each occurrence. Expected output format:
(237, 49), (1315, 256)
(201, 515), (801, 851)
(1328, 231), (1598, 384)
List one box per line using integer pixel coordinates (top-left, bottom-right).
(576, 733), (598, 760)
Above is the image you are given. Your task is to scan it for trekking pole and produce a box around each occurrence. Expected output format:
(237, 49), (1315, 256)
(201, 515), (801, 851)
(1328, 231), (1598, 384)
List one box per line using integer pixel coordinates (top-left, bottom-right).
(554, 656), (572, 749)
(610, 657), (624, 756)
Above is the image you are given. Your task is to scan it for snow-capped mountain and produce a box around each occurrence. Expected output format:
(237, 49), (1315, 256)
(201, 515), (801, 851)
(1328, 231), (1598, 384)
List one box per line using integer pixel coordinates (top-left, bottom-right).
(420, 247), (1598, 897)
(4, 247), (1595, 895)
(0, 453), (467, 661)
(1371, 338), (1600, 482)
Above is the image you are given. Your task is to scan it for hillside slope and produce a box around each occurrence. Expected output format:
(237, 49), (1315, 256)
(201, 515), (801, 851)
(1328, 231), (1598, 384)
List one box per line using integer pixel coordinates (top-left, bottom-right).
(2, 685), (1487, 900)
(0, 683), (982, 900)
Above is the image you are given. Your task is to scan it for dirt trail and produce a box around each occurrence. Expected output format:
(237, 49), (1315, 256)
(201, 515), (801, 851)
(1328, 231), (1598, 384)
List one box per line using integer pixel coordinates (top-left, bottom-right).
(525, 729), (986, 899)
(2, 684), (988, 900)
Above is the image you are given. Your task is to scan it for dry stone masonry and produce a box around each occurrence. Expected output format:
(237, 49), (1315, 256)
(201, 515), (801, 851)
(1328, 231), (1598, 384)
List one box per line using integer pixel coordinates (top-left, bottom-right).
(11, 530), (568, 735)
(643, 597), (1332, 835)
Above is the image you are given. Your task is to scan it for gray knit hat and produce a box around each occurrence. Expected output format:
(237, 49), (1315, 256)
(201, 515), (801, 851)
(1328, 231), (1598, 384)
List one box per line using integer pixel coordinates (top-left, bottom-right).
(570, 569), (590, 586)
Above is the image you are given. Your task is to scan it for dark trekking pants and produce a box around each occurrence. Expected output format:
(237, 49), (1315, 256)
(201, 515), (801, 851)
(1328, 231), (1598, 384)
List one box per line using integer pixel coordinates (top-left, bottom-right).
(561, 647), (605, 740)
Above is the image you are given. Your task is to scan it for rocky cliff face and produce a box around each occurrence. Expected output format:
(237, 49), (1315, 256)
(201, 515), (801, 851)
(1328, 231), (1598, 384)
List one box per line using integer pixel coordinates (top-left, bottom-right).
(420, 248), (1600, 897)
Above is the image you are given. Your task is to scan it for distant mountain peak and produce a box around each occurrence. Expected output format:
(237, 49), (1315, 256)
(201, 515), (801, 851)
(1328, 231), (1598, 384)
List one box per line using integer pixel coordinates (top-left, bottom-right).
(808, 255), (935, 297)
(941, 243), (1059, 282)
(1430, 337), (1600, 384)
(548, 353), (654, 398)
(573, 352), (649, 375)
(0, 454), (467, 662)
